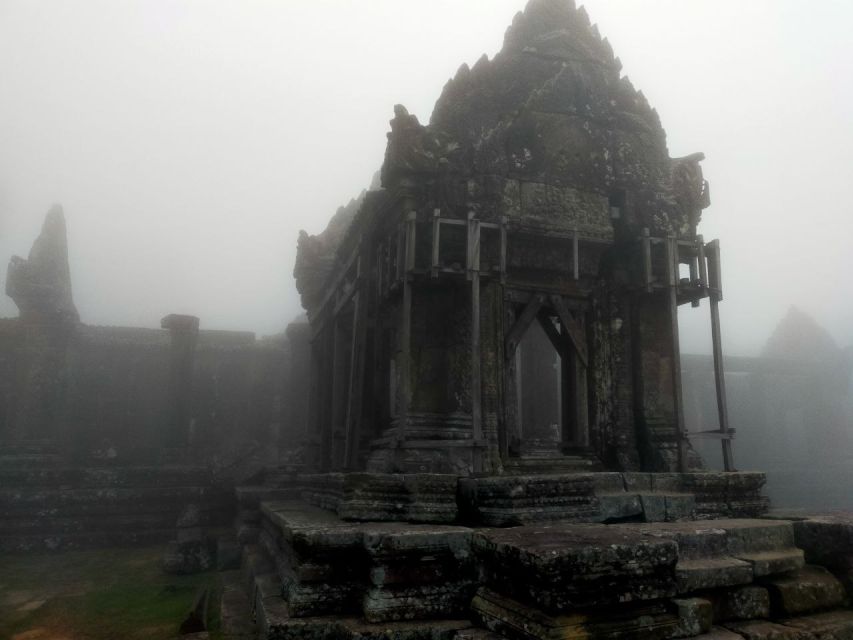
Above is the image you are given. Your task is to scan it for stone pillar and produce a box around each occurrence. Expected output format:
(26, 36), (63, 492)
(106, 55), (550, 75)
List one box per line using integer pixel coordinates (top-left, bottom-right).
(161, 314), (199, 450)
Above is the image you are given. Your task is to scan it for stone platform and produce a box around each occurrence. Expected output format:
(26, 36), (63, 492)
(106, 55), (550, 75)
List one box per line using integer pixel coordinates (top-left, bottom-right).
(237, 470), (769, 530)
(228, 481), (853, 640)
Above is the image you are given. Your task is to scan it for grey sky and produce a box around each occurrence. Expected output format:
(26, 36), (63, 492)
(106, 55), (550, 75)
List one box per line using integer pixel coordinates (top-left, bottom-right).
(1, 0), (851, 355)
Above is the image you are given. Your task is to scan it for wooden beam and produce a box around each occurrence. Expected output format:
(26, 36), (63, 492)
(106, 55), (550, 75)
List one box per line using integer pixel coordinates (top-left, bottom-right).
(665, 237), (689, 473)
(538, 311), (570, 360)
(708, 238), (734, 471)
(504, 295), (545, 358)
(550, 295), (589, 368)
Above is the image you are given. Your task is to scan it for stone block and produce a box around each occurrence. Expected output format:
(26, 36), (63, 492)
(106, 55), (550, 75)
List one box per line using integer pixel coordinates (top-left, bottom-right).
(676, 558), (753, 594)
(672, 597), (713, 638)
(474, 523), (678, 612)
(362, 581), (476, 623)
(713, 586), (770, 622)
(764, 566), (846, 617)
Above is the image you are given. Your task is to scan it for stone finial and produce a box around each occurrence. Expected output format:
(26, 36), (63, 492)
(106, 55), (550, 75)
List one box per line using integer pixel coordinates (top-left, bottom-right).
(6, 204), (79, 324)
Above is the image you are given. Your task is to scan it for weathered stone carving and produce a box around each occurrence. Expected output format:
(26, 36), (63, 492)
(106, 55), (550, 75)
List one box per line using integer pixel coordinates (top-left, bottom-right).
(6, 204), (79, 325)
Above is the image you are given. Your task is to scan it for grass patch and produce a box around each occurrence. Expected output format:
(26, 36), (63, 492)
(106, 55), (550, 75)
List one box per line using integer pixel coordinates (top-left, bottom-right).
(0, 546), (219, 640)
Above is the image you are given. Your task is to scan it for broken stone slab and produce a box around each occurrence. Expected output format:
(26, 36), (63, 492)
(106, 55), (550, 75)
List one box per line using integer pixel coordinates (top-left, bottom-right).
(764, 566), (846, 617)
(471, 586), (679, 640)
(473, 522), (678, 612)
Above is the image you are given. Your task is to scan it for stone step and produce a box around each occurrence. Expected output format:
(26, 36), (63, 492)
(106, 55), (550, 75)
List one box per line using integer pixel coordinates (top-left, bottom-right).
(471, 586), (679, 640)
(764, 566), (846, 617)
(620, 519), (805, 592)
(472, 523), (678, 612)
(736, 549), (805, 578)
(676, 557), (754, 594)
(253, 588), (471, 640)
(778, 609), (853, 637)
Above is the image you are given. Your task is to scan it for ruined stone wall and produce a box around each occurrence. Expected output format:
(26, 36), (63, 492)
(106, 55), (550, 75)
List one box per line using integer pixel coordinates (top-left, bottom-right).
(0, 319), (289, 467)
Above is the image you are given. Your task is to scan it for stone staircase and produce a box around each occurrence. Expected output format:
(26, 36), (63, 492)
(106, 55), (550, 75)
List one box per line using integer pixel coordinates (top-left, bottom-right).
(219, 474), (853, 640)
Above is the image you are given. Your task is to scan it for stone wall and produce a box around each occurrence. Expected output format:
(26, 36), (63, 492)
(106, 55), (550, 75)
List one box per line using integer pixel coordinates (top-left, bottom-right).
(682, 353), (853, 510)
(0, 317), (308, 469)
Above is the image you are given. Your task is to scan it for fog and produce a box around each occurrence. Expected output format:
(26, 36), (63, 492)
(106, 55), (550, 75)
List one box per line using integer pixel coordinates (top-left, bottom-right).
(1, 0), (851, 354)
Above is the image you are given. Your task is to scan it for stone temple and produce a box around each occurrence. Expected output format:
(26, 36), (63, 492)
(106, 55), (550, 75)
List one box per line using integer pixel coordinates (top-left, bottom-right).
(293, 0), (725, 478)
(6, 1), (853, 639)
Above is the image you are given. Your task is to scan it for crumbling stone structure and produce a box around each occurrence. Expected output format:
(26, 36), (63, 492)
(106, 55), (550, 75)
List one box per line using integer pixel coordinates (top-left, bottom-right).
(295, 0), (728, 477)
(0, 207), (312, 551)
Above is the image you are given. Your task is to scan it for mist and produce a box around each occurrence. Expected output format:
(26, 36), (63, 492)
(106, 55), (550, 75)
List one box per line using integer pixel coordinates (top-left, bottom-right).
(1, 0), (851, 355)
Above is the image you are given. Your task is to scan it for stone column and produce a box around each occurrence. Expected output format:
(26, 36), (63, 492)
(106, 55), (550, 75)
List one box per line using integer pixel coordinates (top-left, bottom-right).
(161, 314), (199, 451)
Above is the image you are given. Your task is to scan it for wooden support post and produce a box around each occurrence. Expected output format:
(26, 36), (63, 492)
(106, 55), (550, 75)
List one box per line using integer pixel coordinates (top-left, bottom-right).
(697, 234), (709, 291)
(707, 239), (734, 471)
(689, 244), (700, 308)
(505, 295), (544, 357)
(665, 236), (689, 473)
(470, 213), (483, 472)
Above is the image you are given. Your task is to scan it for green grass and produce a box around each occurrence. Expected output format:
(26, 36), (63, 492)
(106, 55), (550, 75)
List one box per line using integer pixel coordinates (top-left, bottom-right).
(0, 546), (220, 640)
